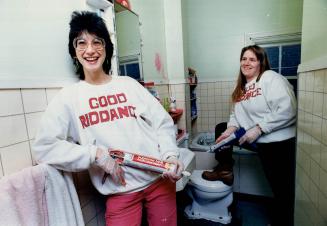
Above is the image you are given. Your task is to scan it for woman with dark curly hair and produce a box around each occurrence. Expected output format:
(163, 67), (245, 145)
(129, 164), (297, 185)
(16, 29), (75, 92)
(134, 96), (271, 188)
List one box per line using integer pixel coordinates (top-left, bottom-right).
(33, 11), (183, 226)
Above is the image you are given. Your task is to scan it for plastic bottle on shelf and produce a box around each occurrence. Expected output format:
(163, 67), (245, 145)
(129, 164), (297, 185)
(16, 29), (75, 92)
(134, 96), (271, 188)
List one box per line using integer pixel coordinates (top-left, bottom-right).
(163, 97), (170, 112)
(169, 96), (177, 112)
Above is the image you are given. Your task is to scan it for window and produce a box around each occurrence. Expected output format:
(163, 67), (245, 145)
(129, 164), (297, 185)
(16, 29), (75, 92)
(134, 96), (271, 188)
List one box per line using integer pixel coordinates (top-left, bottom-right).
(248, 32), (301, 96)
(262, 43), (301, 94)
(118, 54), (142, 81)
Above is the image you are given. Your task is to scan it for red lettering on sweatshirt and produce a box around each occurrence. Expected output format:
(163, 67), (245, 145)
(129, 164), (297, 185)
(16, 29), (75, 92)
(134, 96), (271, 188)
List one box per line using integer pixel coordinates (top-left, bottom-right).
(79, 114), (90, 128)
(88, 93), (127, 109)
(128, 106), (136, 118)
(240, 85), (262, 101)
(110, 108), (119, 121)
(99, 110), (110, 122)
(89, 111), (99, 125)
(79, 92), (138, 129)
(79, 105), (136, 129)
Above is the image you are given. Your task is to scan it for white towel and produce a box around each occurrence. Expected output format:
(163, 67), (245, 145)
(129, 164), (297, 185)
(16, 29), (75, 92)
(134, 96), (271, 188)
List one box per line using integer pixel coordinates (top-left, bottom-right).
(0, 164), (84, 226)
(45, 165), (84, 226)
(0, 164), (49, 226)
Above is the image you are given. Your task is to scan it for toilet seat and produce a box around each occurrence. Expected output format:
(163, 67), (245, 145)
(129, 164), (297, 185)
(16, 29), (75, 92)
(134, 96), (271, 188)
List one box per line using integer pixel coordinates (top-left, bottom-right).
(189, 170), (232, 193)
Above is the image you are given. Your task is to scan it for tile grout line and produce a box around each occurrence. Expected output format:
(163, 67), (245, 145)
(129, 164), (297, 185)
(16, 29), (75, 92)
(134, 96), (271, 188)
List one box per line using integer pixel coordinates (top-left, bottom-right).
(0, 110), (45, 118)
(0, 139), (32, 149)
(19, 88), (34, 165)
(0, 153), (4, 176)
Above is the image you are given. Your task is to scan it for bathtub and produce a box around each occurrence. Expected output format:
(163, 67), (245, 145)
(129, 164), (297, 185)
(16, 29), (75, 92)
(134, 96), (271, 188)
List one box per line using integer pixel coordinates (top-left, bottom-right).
(189, 132), (273, 197)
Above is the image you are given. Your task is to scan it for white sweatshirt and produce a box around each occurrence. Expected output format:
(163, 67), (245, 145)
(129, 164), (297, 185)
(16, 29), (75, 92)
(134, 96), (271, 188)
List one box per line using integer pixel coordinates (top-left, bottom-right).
(33, 76), (179, 195)
(227, 70), (296, 143)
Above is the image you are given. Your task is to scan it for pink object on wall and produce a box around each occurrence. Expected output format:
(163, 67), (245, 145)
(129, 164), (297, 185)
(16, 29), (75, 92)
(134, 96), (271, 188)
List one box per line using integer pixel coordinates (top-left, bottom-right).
(155, 53), (167, 79)
(155, 53), (162, 72)
(116, 0), (131, 10)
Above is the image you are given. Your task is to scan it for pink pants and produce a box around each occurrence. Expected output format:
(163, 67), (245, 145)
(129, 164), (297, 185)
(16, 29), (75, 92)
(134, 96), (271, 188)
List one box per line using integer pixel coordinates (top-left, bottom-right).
(105, 178), (177, 226)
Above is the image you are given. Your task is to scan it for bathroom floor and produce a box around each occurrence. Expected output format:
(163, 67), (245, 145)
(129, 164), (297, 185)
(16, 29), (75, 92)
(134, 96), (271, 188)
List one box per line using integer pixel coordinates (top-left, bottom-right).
(176, 191), (272, 226)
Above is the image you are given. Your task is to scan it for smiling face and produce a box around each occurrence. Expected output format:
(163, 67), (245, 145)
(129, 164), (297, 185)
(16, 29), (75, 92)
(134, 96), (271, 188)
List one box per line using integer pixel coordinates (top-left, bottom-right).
(240, 50), (261, 82)
(74, 32), (106, 76)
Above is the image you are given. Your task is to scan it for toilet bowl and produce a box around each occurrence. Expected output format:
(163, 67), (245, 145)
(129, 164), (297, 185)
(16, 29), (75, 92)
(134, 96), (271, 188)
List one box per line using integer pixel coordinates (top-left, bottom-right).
(184, 170), (233, 224)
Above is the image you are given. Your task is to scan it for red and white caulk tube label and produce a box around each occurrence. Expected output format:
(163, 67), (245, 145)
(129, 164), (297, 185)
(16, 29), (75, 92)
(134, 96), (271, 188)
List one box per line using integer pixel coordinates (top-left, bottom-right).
(109, 150), (177, 174)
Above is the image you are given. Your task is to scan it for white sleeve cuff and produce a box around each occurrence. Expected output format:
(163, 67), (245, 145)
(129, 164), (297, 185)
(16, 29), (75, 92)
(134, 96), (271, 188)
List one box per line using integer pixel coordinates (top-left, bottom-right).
(89, 144), (98, 163)
(161, 150), (180, 161)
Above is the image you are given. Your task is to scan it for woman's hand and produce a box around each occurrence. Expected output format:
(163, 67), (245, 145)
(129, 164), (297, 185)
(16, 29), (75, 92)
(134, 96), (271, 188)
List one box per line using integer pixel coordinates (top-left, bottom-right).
(239, 126), (262, 145)
(216, 126), (238, 143)
(162, 157), (184, 183)
(95, 148), (126, 186)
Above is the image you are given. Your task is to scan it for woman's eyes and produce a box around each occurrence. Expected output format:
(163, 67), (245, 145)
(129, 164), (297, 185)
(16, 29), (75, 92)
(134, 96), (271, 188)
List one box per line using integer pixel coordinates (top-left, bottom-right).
(77, 40), (87, 47)
(93, 39), (103, 47)
(242, 58), (258, 62)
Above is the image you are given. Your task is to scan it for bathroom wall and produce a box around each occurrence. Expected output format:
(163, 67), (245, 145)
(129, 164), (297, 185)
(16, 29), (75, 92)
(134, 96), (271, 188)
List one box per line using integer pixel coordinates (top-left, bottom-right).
(0, 88), (106, 225)
(296, 69), (327, 225)
(294, 0), (327, 225)
(152, 83), (188, 132)
(153, 80), (233, 137)
(182, 0), (303, 81)
(128, 0), (169, 83)
(300, 0), (327, 64)
(195, 81), (235, 133)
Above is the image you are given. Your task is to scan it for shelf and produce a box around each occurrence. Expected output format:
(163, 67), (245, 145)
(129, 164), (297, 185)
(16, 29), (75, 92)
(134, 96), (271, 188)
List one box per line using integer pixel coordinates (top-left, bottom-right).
(191, 115), (198, 121)
(169, 108), (183, 124)
(176, 129), (187, 144)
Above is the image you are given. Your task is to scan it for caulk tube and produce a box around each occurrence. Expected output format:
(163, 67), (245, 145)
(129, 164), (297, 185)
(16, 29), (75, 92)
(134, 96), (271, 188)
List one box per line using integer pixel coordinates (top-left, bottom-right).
(102, 150), (191, 184)
(119, 152), (177, 174)
(119, 153), (191, 177)
(208, 128), (246, 153)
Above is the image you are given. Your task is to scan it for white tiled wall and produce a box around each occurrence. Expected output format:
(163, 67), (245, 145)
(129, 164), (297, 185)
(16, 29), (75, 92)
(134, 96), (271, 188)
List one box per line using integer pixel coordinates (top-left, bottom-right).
(295, 68), (327, 225)
(0, 87), (107, 226)
(170, 83), (187, 130)
(196, 81), (234, 133)
(1, 142), (32, 175)
(155, 83), (188, 132)
(0, 90), (24, 116)
(21, 89), (48, 113)
(0, 88), (57, 178)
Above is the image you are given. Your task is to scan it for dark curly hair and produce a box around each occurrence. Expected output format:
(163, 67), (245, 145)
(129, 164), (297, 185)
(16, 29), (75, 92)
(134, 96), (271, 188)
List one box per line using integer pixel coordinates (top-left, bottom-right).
(68, 11), (114, 80)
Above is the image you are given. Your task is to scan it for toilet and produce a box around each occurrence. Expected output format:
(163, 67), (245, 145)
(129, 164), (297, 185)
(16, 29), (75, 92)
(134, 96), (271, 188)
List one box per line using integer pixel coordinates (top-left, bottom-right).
(184, 170), (233, 224)
(185, 132), (234, 224)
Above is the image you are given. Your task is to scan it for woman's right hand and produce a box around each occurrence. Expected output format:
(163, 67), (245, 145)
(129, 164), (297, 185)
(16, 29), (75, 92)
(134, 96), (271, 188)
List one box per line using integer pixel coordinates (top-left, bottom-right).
(215, 126), (238, 143)
(95, 148), (126, 186)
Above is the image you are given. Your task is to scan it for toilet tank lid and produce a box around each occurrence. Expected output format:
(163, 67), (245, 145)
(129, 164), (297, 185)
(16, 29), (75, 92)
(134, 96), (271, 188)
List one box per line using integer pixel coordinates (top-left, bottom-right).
(189, 170), (232, 192)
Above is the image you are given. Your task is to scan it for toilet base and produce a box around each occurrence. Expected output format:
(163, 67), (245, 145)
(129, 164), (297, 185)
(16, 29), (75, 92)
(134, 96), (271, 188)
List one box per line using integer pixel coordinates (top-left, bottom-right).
(184, 192), (233, 224)
(184, 205), (232, 224)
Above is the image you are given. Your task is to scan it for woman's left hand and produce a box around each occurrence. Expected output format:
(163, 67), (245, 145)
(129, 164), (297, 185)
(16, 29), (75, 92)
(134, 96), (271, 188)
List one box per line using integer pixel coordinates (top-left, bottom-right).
(162, 157), (184, 183)
(239, 126), (262, 145)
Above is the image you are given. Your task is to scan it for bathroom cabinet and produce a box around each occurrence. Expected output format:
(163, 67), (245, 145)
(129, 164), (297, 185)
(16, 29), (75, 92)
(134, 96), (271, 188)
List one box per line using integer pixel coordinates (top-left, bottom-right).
(190, 84), (198, 121)
(188, 68), (198, 122)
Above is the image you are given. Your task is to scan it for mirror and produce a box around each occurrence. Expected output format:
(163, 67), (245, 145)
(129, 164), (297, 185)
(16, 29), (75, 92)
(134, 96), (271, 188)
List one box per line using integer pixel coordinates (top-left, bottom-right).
(114, 1), (143, 81)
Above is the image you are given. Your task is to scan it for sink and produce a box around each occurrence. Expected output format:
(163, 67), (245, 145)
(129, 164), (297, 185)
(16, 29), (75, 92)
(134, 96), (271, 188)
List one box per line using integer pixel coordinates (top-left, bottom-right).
(176, 148), (195, 192)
